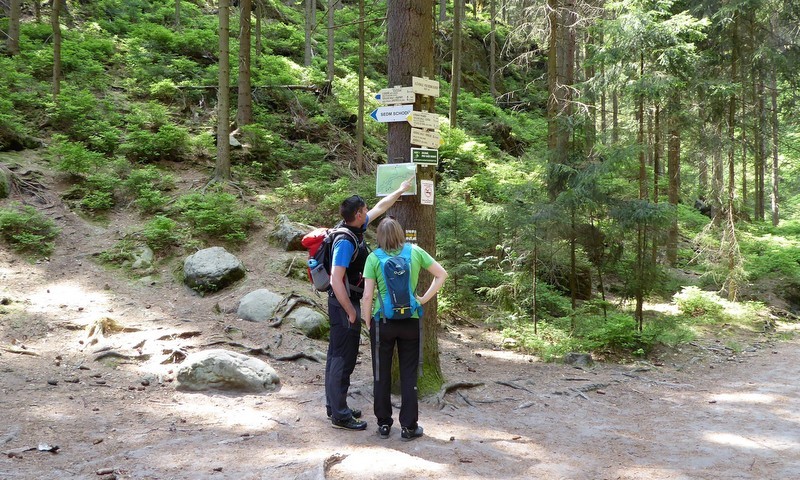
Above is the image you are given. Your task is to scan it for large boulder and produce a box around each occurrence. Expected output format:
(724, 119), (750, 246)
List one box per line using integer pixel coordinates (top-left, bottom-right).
(269, 214), (313, 252)
(237, 289), (284, 322)
(287, 306), (328, 339)
(183, 247), (245, 294)
(176, 349), (280, 392)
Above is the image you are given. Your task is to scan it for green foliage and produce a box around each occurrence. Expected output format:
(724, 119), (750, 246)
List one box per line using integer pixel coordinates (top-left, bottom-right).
(674, 286), (725, 320)
(98, 238), (138, 267)
(48, 135), (106, 176)
(0, 204), (59, 257)
(174, 192), (262, 243)
(141, 215), (183, 251)
(80, 173), (120, 211)
(123, 166), (175, 213)
(121, 123), (190, 163)
(47, 87), (122, 153)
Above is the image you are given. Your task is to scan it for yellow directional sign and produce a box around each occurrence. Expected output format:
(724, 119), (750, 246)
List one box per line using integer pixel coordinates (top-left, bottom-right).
(407, 111), (440, 131)
(412, 76), (440, 97)
(410, 128), (441, 149)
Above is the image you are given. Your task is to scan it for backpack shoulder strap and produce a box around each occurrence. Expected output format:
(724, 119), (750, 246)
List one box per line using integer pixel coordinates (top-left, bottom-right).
(330, 227), (360, 263)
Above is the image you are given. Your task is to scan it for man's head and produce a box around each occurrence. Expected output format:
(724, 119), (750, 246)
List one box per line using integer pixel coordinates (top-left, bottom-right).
(340, 195), (367, 224)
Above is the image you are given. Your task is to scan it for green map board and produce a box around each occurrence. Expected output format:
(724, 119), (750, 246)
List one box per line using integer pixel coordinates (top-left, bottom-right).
(376, 163), (418, 196)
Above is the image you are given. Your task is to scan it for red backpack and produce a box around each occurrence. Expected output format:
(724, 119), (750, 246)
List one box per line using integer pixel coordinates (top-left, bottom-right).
(301, 226), (358, 292)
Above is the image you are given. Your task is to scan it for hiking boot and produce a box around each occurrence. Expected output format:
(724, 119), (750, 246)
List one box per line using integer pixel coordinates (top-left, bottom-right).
(378, 424), (391, 439)
(327, 408), (362, 419)
(400, 425), (423, 441)
(331, 416), (367, 431)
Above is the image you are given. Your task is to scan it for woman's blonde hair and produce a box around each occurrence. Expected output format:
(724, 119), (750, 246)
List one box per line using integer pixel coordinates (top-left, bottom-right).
(376, 217), (405, 251)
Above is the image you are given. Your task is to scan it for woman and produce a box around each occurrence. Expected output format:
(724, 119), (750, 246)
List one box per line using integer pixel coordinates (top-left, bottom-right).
(362, 217), (448, 441)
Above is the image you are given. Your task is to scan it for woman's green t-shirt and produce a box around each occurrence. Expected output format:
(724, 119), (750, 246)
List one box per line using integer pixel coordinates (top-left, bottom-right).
(363, 243), (435, 319)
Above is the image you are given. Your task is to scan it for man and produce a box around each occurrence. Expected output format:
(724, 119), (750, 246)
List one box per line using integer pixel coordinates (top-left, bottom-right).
(326, 179), (412, 430)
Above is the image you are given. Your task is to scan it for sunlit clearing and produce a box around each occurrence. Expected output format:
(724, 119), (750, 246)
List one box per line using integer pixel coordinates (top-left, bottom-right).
(170, 397), (281, 430)
(474, 348), (537, 363)
(704, 432), (799, 451)
(332, 447), (446, 476)
(462, 140), (479, 152)
(710, 392), (775, 404)
(27, 282), (111, 314)
(644, 301), (681, 314)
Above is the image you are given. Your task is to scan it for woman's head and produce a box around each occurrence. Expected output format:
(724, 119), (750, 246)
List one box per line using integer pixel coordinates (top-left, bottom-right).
(376, 217), (405, 251)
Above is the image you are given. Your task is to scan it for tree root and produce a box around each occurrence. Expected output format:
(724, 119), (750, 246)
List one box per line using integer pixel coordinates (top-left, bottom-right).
(430, 381), (484, 409)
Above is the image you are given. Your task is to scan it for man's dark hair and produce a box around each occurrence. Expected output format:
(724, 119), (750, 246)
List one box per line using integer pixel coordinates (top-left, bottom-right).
(340, 195), (366, 223)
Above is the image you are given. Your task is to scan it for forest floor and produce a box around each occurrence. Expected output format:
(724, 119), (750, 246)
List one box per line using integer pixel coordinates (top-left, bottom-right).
(1, 150), (799, 480)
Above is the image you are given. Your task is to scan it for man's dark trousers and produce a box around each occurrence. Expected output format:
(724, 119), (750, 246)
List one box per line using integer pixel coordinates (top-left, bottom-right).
(325, 297), (362, 421)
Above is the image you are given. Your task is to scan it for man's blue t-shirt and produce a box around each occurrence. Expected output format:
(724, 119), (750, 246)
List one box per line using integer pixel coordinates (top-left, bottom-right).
(331, 215), (369, 268)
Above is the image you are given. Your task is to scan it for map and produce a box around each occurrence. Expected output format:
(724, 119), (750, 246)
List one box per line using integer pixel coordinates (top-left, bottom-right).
(376, 163), (418, 196)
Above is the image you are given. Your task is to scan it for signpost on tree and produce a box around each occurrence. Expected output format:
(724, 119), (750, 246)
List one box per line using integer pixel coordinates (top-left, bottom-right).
(386, 0), (442, 394)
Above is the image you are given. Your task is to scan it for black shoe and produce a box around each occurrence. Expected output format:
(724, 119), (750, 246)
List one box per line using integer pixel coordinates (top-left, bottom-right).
(400, 425), (423, 441)
(331, 416), (367, 431)
(378, 424), (391, 439)
(327, 408), (362, 419)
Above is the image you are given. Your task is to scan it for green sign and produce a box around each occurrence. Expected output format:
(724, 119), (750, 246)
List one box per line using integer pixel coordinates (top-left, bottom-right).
(411, 147), (439, 166)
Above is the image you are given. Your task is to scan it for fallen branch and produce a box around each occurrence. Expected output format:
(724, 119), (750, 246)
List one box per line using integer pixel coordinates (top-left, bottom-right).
(1, 346), (39, 356)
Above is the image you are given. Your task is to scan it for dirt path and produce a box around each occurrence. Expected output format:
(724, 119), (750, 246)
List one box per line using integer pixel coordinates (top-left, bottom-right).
(1, 153), (799, 479)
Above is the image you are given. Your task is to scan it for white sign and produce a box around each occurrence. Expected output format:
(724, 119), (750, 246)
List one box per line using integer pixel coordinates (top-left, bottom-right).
(407, 111), (440, 131)
(410, 128), (441, 149)
(370, 104), (414, 123)
(375, 86), (415, 104)
(420, 180), (434, 205)
(412, 76), (440, 97)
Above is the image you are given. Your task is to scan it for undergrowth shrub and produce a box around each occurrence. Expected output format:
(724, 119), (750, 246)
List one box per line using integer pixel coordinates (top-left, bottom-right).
(48, 135), (105, 176)
(122, 124), (190, 163)
(174, 192), (262, 243)
(141, 215), (183, 251)
(674, 286), (724, 320)
(123, 166), (175, 213)
(0, 204), (59, 257)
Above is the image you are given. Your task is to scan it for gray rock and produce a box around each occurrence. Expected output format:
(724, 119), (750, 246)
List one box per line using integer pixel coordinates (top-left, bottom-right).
(183, 247), (245, 293)
(269, 214), (313, 252)
(237, 289), (284, 322)
(176, 349), (280, 392)
(131, 245), (155, 270)
(287, 306), (328, 339)
(563, 352), (594, 367)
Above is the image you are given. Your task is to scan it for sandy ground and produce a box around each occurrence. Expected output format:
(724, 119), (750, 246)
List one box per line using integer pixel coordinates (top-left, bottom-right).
(1, 154), (799, 480)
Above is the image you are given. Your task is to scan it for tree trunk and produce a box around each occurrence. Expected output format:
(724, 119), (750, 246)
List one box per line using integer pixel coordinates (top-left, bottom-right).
(769, 61), (779, 226)
(52, 0), (62, 101)
(255, 0), (263, 55)
(698, 105), (708, 195)
(175, 0), (182, 30)
(356, 0), (365, 173)
(666, 94), (681, 266)
(7, 0), (21, 55)
(449, 0), (462, 128)
(387, 0), (441, 394)
(489, 0), (497, 99)
(304, 0), (314, 66)
(327, 0), (335, 83)
(711, 123), (723, 226)
(755, 74), (766, 221)
(215, 0), (232, 182)
(237, 0), (253, 129)
(439, 0), (446, 22)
